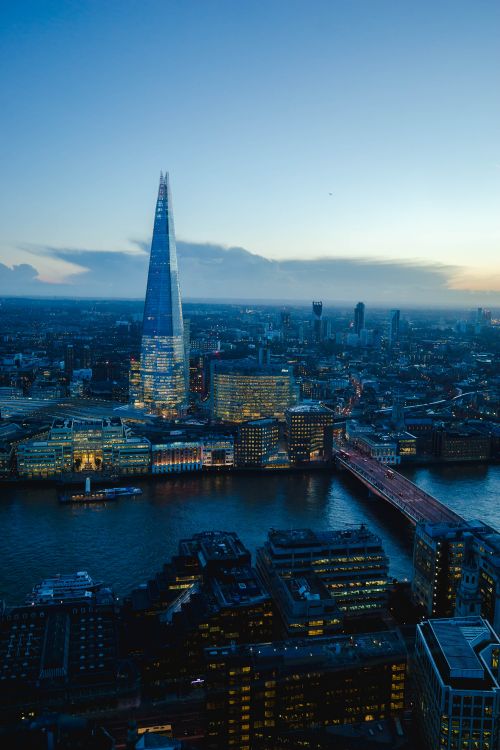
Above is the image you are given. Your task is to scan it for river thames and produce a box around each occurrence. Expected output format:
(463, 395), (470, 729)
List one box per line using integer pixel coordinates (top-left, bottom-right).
(1, 463), (498, 605)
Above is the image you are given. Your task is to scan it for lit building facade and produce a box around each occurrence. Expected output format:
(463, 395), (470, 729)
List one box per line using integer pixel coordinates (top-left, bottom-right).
(257, 527), (388, 616)
(414, 617), (500, 750)
(211, 359), (297, 423)
(136, 173), (187, 417)
(17, 417), (150, 477)
(285, 403), (334, 464)
(151, 441), (203, 473)
(235, 418), (279, 467)
(205, 630), (406, 750)
(202, 436), (235, 468)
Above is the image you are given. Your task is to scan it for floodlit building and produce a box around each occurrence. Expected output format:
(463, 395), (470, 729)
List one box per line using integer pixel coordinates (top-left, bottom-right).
(151, 441), (203, 473)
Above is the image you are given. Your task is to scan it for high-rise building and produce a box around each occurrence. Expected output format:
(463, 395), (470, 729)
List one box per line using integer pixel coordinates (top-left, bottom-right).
(136, 173), (186, 417)
(312, 300), (323, 342)
(414, 617), (500, 750)
(388, 309), (400, 347)
(354, 301), (365, 334)
(82, 344), (92, 369)
(64, 343), (74, 377)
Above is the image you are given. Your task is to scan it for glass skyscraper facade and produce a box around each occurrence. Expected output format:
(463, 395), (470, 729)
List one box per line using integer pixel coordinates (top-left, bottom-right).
(137, 172), (187, 417)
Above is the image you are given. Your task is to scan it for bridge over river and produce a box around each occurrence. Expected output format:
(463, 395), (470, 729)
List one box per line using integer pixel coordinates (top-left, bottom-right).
(335, 448), (463, 526)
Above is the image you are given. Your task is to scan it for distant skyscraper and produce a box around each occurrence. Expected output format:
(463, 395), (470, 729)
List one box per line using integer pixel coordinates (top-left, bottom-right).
(64, 344), (74, 377)
(388, 308), (400, 347)
(136, 173), (186, 417)
(312, 300), (323, 342)
(82, 344), (91, 369)
(354, 301), (365, 334)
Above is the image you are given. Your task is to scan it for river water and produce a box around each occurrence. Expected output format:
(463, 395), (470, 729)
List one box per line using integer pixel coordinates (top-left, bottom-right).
(0, 464), (498, 605)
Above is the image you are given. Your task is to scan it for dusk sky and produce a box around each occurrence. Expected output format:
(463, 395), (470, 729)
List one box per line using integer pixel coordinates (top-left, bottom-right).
(1, 0), (499, 304)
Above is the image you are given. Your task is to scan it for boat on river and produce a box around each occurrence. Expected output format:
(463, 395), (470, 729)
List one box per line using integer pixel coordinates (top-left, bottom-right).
(59, 477), (142, 504)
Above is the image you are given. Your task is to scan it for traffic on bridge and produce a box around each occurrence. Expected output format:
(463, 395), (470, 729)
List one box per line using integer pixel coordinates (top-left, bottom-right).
(335, 448), (463, 526)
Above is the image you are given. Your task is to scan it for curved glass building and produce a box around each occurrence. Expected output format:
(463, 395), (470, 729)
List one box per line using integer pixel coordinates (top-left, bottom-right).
(137, 173), (187, 417)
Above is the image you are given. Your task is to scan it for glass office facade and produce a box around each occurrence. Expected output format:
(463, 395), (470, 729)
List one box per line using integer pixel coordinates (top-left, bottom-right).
(137, 173), (186, 417)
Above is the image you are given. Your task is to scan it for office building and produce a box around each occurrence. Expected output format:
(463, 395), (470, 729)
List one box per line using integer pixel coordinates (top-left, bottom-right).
(64, 343), (74, 377)
(17, 417), (151, 478)
(433, 426), (491, 462)
(412, 521), (500, 631)
(125, 532), (273, 686)
(266, 572), (343, 638)
(205, 630), (406, 750)
(0, 601), (139, 722)
(211, 359), (297, 423)
(353, 432), (400, 465)
(235, 418), (279, 467)
(312, 301), (323, 342)
(354, 301), (365, 335)
(412, 522), (468, 618)
(388, 309), (400, 347)
(202, 436), (235, 467)
(257, 526), (388, 616)
(136, 173), (187, 417)
(414, 617), (500, 750)
(82, 344), (92, 368)
(285, 403), (334, 464)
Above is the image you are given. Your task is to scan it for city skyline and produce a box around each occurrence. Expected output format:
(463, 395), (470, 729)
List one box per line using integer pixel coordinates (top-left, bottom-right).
(1, 1), (499, 303)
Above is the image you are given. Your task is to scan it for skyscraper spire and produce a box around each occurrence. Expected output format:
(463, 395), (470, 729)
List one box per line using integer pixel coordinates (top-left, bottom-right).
(136, 172), (186, 417)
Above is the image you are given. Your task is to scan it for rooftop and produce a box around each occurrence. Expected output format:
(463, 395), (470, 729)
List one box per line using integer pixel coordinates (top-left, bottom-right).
(287, 403), (333, 414)
(421, 616), (500, 690)
(206, 630), (405, 671)
(267, 525), (382, 550)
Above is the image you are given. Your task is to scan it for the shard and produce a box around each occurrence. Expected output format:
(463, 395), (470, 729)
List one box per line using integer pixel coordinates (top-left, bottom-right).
(137, 172), (187, 417)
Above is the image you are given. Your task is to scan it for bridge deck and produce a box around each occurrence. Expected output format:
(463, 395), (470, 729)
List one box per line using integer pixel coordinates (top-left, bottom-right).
(336, 449), (463, 525)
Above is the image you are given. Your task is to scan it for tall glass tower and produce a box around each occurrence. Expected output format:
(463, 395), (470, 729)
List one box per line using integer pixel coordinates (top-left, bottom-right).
(137, 172), (186, 417)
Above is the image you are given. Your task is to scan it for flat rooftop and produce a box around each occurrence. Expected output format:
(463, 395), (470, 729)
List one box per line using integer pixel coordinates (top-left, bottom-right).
(267, 526), (383, 550)
(207, 630), (406, 671)
(422, 617), (500, 690)
(287, 403), (333, 414)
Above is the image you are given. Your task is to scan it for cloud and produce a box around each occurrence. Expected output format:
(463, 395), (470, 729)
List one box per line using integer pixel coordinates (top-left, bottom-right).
(0, 241), (499, 307)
